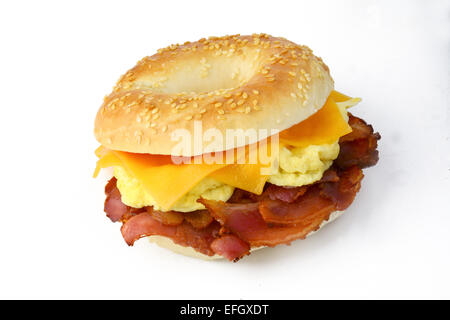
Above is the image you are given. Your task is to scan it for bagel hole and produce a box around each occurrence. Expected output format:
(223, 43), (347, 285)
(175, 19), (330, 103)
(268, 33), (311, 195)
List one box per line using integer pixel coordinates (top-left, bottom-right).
(136, 53), (262, 94)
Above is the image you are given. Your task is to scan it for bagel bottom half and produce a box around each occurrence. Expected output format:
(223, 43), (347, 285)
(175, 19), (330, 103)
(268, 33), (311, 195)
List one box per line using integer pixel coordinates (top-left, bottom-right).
(147, 210), (345, 261)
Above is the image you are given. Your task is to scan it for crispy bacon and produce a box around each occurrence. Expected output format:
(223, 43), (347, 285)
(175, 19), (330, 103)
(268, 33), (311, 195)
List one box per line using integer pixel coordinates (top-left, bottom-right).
(210, 235), (250, 261)
(320, 166), (364, 210)
(121, 212), (177, 245)
(104, 179), (145, 222)
(104, 177), (117, 195)
(319, 169), (340, 183)
(262, 184), (308, 203)
(147, 207), (184, 226)
(121, 212), (220, 256)
(335, 114), (380, 169)
(184, 210), (214, 229)
(200, 196), (334, 247)
(104, 181), (128, 222)
(171, 221), (221, 256)
(340, 115), (375, 142)
(259, 187), (335, 225)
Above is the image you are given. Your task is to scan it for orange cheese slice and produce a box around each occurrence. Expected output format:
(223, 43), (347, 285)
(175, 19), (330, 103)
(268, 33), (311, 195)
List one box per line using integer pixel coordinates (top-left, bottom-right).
(279, 95), (352, 148)
(329, 90), (351, 102)
(210, 164), (268, 195)
(209, 140), (277, 195)
(94, 91), (355, 210)
(94, 149), (227, 210)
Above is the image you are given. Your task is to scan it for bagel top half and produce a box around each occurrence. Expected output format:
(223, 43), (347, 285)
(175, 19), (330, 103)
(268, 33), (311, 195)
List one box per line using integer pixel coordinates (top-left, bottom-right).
(94, 34), (334, 156)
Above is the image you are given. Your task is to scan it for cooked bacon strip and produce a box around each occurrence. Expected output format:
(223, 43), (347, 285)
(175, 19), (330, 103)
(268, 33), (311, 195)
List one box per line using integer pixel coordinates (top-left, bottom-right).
(104, 183), (128, 222)
(171, 221), (221, 256)
(121, 212), (220, 256)
(227, 188), (258, 203)
(336, 137), (379, 169)
(184, 210), (214, 229)
(200, 197), (334, 247)
(147, 207), (184, 226)
(320, 166), (363, 210)
(319, 169), (339, 183)
(262, 184), (308, 203)
(259, 187), (335, 225)
(210, 235), (250, 261)
(104, 177), (117, 195)
(336, 114), (380, 169)
(104, 178), (145, 222)
(340, 114), (375, 142)
(121, 212), (177, 245)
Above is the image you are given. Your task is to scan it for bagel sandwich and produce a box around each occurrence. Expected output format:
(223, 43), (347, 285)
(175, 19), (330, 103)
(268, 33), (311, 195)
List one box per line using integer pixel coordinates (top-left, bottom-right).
(93, 34), (380, 262)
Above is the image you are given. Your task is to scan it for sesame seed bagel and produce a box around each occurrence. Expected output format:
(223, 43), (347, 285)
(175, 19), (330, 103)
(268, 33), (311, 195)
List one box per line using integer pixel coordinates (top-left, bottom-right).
(94, 34), (334, 156)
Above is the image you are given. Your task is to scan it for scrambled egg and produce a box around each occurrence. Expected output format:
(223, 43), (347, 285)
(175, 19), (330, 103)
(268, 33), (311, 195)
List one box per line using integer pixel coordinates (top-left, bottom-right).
(114, 166), (234, 212)
(268, 142), (339, 187)
(114, 104), (348, 212)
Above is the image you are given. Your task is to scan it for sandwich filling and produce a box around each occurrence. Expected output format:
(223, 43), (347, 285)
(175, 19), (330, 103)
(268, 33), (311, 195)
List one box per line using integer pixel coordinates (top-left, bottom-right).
(97, 106), (380, 261)
(97, 121), (380, 261)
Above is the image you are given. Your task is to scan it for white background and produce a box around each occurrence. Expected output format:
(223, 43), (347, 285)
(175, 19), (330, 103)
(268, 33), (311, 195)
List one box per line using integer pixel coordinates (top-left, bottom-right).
(0, 0), (449, 299)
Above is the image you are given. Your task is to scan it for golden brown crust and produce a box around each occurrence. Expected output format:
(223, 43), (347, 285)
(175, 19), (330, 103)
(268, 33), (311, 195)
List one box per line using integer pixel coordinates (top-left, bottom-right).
(94, 34), (334, 156)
